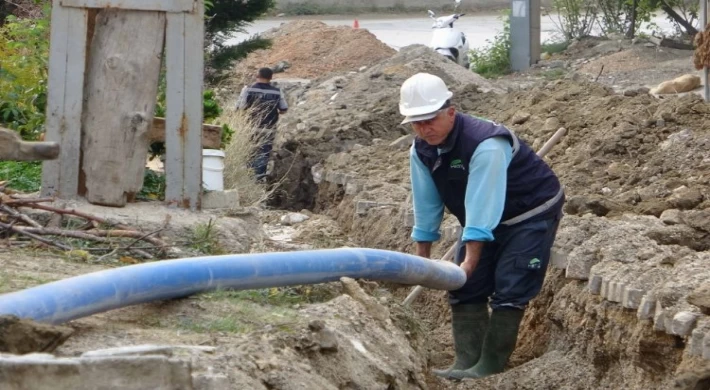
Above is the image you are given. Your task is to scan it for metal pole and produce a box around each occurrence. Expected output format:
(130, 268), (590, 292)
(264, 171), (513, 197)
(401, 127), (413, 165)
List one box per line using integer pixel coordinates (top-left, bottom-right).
(702, 0), (708, 101)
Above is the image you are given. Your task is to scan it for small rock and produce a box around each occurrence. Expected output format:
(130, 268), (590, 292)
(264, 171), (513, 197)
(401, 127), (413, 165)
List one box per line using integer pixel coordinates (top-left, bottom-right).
(280, 212), (310, 226)
(682, 210), (710, 232)
(315, 328), (339, 352)
(668, 186), (703, 210)
(308, 320), (325, 332)
(296, 123), (307, 131)
(543, 117), (560, 131)
(358, 66), (367, 72)
(623, 89), (638, 97)
(272, 60), (291, 73)
(511, 111), (531, 125)
(644, 42), (656, 48)
(601, 187), (613, 196)
(660, 209), (684, 225)
(688, 283), (710, 314)
(540, 52), (552, 60)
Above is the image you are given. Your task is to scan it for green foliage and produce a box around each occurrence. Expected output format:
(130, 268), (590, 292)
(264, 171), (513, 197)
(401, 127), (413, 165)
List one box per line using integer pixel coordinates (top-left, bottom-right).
(191, 219), (225, 255)
(0, 161), (42, 192)
(541, 39), (570, 54)
(203, 0), (274, 76)
(0, 6), (50, 140)
(596, 0), (656, 37)
(207, 35), (271, 83)
(468, 11), (511, 78)
(137, 169), (166, 201)
(551, 0), (597, 39)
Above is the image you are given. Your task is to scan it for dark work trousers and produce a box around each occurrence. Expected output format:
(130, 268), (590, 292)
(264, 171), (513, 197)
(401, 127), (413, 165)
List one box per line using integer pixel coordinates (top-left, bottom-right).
(248, 130), (275, 181)
(449, 209), (563, 310)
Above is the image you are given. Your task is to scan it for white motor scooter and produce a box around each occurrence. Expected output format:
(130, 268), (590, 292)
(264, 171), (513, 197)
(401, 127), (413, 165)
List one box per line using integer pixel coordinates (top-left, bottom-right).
(427, 0), (470, 69)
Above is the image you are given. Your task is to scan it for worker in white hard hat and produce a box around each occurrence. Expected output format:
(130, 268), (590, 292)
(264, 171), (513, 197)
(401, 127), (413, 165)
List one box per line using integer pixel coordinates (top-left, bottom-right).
(401, 73), (565, 380)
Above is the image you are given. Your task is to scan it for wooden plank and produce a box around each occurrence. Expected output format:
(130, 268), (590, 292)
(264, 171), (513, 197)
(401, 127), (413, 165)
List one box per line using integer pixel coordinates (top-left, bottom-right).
(61, 0), (194, 12)
(81, 9), (166, 207)
(149, 117), (222, 149)
(182, 0), (205, 210)
(41, 3), (87, 199)
(165, 11), (187, 208)
(165, 1), (204, 210)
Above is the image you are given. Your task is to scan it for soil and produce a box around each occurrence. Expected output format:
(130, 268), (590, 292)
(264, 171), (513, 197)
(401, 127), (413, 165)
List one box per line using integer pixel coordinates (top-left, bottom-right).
(231, 21), (396, 84)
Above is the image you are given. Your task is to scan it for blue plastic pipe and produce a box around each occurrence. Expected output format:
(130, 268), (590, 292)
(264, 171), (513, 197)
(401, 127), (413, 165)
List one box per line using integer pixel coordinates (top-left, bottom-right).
(0, 248), (466, 324)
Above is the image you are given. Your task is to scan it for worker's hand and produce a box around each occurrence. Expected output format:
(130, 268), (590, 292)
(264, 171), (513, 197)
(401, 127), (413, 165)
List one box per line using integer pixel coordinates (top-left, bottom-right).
(460, 258), (478, 279)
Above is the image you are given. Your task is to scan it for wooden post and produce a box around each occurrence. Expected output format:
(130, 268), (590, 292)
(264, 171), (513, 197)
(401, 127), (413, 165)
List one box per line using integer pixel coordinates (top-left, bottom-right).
(41, 1), (88, 199)
(703, 0), (709, 101)
(165, 0), (204, 210)
(80, 9), (166, 207)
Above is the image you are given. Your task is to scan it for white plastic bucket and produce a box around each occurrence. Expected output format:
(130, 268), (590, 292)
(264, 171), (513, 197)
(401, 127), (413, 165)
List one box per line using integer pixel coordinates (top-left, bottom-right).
(202, 149), (225, 191)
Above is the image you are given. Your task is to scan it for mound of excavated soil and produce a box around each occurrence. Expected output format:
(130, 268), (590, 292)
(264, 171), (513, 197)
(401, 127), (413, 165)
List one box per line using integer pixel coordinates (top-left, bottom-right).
(267, 44), (503, 210)
(233, 21), (396, 83)
(320, 78), (710, 224)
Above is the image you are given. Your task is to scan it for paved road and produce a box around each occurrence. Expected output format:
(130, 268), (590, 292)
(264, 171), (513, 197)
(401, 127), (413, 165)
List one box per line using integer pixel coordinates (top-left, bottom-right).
(227, 12), (678, 51)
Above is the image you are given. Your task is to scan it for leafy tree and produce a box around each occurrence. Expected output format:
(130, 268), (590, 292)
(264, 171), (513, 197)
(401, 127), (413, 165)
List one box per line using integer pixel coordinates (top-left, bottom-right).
(204, 0), (275, 82)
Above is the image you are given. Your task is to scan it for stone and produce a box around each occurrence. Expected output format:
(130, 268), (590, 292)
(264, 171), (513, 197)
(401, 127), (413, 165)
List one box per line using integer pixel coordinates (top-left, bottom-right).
(683, 210), (710, 233)
(296, 123), (307, 131)
(404, 210), (414, 227)
(588, 274), (603, 294)
(689, 319), (710, 357)
(511, 111), (531, 125)
(622, 288), (645, 310)
(345, 181), (363, 195)
(0, 354), (193, 390)
(311, 163), (324, 184)
(202, 190), (240, 210)
(315, 328), (339, 352)
(280, 212), (310, 226)
(543, 117), (560, 131)
(688, 283), (710, 314)
(704, 332), (710, 360)
(355, 201), (378, 215)
(550, 249), (568, 270)
(272, 60), (291, 73)
(660, 209), (684, 225)
(670, 312), (700, 336)
(0, 315), (73, 354)
(623, 89), (638, 97)
(637, 294), (657, 320)
(193, 373), (230, 390)
(668, 186), (703, 210)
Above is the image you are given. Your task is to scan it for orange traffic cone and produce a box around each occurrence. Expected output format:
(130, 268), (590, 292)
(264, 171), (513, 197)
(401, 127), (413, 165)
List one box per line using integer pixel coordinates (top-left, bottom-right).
(353, 18), (359, 29)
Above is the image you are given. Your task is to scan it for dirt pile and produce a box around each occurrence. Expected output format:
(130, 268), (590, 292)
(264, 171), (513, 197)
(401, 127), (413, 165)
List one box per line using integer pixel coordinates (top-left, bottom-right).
(233, 21), (396, 83)
(268, 44), (503, 210)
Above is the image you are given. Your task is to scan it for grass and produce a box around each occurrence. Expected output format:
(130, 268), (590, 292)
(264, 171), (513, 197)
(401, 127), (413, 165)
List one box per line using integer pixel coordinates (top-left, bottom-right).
(541, 68), (566, 80)
(191, 219), (226, 255)
(219, 109), (273, 206)
(542, 40), (571, 54)
(0, 161), (41, 192)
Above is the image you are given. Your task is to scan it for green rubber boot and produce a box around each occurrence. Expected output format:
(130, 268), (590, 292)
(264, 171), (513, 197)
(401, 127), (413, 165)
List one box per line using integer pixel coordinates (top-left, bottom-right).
(448, 309), (525, 381)
(432, 303), (489, 379)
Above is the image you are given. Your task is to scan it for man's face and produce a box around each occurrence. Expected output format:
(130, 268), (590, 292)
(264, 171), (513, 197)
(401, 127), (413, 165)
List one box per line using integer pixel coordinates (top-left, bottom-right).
(410, 107), (456, 146)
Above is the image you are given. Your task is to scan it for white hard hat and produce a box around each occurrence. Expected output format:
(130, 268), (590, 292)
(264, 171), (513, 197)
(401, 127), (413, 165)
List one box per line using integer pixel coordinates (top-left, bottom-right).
(399, 73), (453, 124)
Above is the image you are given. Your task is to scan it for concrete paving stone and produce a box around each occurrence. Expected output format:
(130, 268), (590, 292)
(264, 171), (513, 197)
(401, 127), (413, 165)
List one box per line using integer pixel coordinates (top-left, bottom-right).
(638, 294), (657, 320)
(622, 287), (645, 310)
(550, 249), (568, 270)
(588, 273), (602, 295)
(670, 312), (700, 337)
(0, 355), (193, 390)
(689, 318), (710, 357)
(565, 251), (593, 280)
(82, 345), (217, 358)
(202, 189), (240, 210)
(654, 308), (668, 332)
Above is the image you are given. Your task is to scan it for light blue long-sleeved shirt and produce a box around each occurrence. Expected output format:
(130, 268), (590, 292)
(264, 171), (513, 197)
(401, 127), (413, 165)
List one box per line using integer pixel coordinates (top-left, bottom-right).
(410, 136), (513, 242)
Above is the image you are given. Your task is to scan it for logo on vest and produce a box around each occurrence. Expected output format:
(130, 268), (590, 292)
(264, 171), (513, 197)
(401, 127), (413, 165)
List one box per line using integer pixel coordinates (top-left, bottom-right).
(449, 158), (465, 170)
(528, 258), (542, 270)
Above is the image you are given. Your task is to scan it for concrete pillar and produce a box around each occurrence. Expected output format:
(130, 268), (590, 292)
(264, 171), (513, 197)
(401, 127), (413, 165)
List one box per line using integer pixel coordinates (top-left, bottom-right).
(509, 0), (541, 72)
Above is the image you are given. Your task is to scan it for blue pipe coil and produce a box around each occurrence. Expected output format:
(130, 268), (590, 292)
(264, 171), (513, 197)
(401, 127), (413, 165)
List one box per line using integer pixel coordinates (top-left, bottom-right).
(0, 248), (466, 324)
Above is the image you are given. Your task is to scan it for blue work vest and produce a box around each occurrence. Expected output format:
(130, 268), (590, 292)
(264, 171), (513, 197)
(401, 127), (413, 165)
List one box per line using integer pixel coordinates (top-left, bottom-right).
(414, 113), (564, 227)
(244, 82), (283, 129)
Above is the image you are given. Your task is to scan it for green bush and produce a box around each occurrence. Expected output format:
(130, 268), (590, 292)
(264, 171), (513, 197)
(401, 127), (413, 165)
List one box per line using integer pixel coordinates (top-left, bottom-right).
(468, 11), (511, 78)
(0, 161), (42, 192)
(0, 6), (50, 140)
